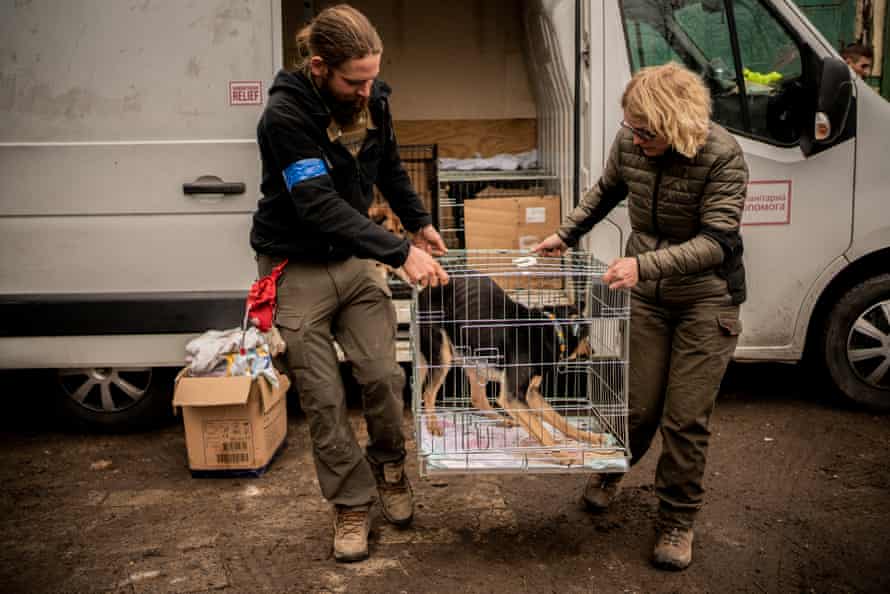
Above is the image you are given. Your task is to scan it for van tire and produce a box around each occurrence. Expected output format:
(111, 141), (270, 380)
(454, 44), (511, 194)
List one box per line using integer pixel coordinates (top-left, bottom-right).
(55, 366), (176, 432)
(821, 274), (890, 410)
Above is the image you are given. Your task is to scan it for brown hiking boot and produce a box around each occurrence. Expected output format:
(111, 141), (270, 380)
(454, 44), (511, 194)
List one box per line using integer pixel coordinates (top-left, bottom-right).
(332, 504), (371, 563)
(370, 460), (414, 527)
(581, 473), (621, 512)
(652, 526), (694, 570)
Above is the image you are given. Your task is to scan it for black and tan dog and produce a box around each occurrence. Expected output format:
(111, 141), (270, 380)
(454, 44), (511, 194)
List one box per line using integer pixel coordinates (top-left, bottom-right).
(416, 273), (606, 460)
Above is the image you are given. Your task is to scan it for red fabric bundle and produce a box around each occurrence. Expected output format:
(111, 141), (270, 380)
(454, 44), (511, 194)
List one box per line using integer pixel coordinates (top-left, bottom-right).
(245, 259), (288, 332)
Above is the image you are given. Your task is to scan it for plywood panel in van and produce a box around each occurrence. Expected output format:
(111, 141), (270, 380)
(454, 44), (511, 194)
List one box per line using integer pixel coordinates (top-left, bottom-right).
(308, 0), (536, 120)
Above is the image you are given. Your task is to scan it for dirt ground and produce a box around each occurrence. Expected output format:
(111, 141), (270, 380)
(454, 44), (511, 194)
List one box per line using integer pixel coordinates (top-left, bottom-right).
(0, 362), (888, 594)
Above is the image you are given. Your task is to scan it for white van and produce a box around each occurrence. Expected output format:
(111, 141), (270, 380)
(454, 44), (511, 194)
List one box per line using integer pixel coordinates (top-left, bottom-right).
(1, 0), (887, 429)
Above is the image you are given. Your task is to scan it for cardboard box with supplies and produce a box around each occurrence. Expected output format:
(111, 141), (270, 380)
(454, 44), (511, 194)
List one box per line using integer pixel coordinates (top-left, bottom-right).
(463, 195), (562, 290)
(173, 371), (289, 477)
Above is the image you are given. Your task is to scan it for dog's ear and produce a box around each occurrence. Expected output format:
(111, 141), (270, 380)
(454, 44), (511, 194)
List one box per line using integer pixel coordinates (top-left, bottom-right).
(369, 202), (407, 237)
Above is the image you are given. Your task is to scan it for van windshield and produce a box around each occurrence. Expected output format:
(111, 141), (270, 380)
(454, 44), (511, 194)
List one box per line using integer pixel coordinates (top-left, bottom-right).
(620, 0), (805, 145)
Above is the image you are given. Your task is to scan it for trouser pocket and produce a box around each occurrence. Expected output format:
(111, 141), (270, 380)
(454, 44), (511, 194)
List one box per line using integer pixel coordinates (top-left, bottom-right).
(274, 313), (306, 370)
(717, 312), (742, 336)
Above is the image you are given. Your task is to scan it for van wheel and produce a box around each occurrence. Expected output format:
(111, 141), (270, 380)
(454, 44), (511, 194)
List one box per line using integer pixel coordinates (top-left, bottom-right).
(822, 274), (890, 410)
(56, 366), (175, 431)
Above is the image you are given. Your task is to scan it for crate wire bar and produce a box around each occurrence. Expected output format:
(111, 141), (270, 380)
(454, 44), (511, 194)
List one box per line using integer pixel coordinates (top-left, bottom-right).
(410, 250), (630, 475)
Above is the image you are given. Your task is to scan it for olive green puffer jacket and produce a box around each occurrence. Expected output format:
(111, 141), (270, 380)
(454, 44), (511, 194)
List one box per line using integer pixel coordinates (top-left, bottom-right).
(558, 123), (748, 305)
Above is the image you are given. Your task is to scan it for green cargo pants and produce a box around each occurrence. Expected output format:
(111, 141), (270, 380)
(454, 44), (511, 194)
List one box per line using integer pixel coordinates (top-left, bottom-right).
(627, 294), (741, 529)
(258, 255), (406, 507)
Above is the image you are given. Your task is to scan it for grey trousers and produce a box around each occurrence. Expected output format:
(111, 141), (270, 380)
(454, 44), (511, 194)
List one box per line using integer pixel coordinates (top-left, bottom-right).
(627, 293), (741, 529)
(258, 255), (406, 507)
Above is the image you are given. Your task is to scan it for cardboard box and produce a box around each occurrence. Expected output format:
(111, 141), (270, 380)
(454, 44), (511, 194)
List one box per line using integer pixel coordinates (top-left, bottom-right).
(463, 195), (563, 290)
(173, 371), (289, 476)
(464, 194), (560, 251)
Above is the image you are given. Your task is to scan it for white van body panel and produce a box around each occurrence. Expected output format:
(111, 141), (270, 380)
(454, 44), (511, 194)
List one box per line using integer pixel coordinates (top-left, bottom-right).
(0, 330), (413, 369)
(1, 1), (274, 141)
(848, 228), (890, 264)
(0, 142), (259, 293)
(0, 0), (275, 368)
(847, 79), (890, 263)
(576, 0), (629, 263)
(735, 137), (854, 354)
(0, 334), (197, 369)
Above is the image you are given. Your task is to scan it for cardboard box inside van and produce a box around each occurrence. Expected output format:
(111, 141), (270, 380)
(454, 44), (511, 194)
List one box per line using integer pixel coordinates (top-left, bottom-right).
(173, 371), (289, 477)
(463, 195), (562, 290)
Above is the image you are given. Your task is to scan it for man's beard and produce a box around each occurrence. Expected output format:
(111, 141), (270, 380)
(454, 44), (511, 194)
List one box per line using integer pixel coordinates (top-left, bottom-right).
(319, 77), (367, 126)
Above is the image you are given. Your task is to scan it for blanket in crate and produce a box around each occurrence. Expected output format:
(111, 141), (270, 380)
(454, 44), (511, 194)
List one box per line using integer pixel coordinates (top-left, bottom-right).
(418, 412), (628, 472)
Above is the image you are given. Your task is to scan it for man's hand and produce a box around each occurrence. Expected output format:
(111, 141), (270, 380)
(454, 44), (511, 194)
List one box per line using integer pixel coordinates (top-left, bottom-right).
(411, 225), (448, 256)
(532, 234), (569, 257)
(602, 257), (639, 290)
(403, 245), (449, 288)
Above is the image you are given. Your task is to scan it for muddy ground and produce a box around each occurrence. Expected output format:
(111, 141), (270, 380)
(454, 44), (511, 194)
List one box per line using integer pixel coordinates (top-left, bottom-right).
(0, 362), (888, 594)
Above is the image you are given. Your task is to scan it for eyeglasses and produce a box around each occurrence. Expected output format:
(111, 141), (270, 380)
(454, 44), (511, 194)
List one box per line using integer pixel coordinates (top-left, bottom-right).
(620, 120), (656, 141)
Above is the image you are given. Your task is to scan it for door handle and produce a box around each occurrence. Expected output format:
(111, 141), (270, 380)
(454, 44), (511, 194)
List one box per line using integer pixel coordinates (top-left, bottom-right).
(183, 175), (245, 195)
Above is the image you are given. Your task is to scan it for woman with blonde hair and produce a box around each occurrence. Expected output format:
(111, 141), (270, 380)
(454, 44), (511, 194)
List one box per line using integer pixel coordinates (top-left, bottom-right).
(535, 62), (748, 570)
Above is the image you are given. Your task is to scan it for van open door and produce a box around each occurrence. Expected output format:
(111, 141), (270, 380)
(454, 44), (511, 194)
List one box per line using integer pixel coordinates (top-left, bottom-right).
(578, 2), (626, 263)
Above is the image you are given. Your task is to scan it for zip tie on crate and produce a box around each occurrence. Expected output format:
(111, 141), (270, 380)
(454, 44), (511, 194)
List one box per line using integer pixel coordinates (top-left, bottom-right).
(513, 256), (538, 268)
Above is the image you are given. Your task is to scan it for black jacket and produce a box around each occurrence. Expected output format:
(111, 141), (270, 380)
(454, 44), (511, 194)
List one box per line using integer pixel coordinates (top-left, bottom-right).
(250, 70), (431, 267)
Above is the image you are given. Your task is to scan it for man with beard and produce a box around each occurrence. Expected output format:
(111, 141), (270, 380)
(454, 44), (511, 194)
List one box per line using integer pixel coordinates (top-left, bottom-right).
(250, 4), (448, 563)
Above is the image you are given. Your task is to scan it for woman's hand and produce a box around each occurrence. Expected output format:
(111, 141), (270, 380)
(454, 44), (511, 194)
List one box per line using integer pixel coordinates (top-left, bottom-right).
(532, 234), (569, 257)
(602, 257), (639, 290)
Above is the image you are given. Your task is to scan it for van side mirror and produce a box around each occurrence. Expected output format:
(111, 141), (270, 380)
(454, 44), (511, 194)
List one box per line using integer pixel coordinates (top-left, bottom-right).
(813, 56), (853, 144)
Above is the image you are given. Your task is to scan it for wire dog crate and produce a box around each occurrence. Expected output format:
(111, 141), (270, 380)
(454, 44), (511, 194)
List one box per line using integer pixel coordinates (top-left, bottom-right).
(410, 250), (630, 475)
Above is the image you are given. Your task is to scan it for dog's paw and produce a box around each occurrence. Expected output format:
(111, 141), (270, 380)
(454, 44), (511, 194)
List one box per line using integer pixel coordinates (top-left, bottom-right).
(552, 453), (581, 466)
(489, 413), (518, 428)
(562, 426), (608, 447)
(580, 431), (608, 447)
(426, 416), (445, 437)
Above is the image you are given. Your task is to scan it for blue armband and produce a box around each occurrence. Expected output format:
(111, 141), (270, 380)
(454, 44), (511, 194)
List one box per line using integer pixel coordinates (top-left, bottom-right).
(282, 158), (328, 191)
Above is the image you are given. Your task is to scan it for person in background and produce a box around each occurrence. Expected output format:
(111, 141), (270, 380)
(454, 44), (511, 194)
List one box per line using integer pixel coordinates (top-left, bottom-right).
(534, 63), (748, 571)
(250, 4), (448, 563)
(841, 43), (874, 79)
